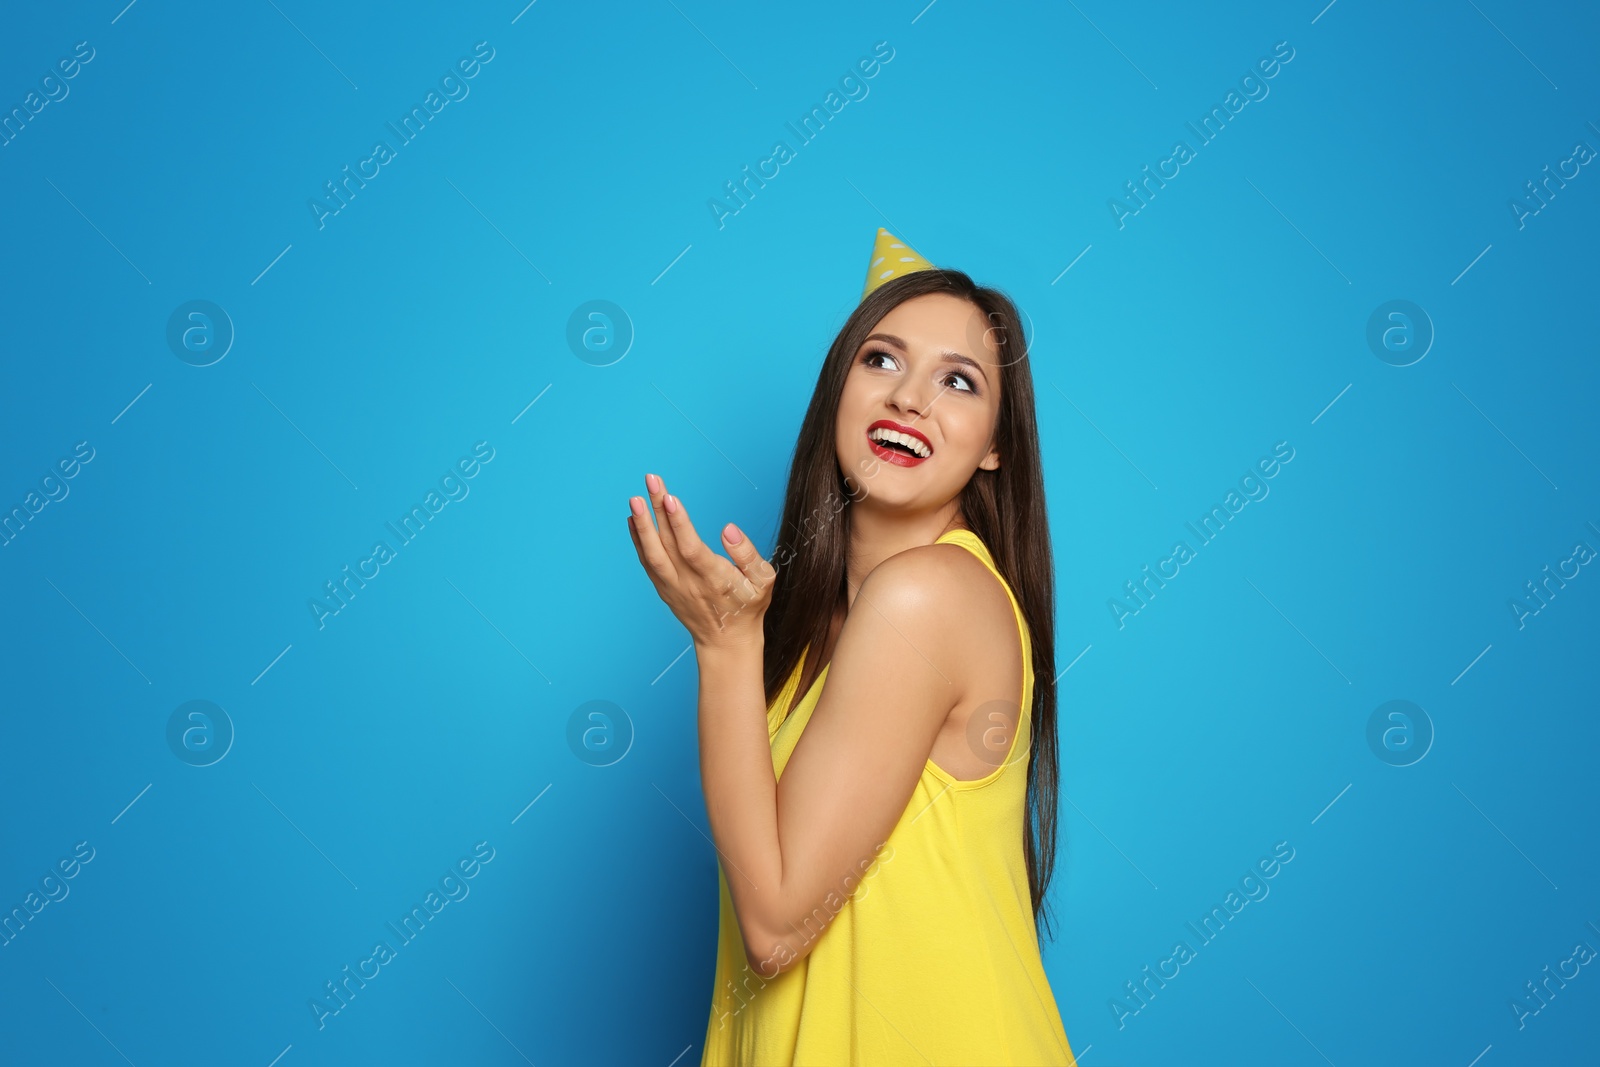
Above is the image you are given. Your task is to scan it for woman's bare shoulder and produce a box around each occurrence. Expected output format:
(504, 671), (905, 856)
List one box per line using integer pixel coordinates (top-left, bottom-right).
(857, 539), (1014, 634)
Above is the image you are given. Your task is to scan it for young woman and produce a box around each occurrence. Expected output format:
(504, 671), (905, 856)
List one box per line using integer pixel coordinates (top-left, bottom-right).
(627, 230), (1076, 1065)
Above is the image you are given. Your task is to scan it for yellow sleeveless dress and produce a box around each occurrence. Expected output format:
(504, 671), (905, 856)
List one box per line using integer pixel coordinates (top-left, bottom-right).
(700, 528), (1077, 1066)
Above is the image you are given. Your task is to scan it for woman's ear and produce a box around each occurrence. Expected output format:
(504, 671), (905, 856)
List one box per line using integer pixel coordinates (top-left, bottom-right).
(979, 446), (1001, 471)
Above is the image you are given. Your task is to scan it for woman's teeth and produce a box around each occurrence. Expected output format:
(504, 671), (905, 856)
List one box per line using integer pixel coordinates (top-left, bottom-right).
(868, 427), (931, 458)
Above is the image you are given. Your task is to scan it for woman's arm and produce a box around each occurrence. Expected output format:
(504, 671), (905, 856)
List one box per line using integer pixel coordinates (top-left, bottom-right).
(713, 552), (966, 975)
(627, 477), (973, 976)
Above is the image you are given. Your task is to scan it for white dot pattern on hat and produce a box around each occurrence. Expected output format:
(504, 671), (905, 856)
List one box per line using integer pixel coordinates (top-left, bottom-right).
(862, 228), (934, 299)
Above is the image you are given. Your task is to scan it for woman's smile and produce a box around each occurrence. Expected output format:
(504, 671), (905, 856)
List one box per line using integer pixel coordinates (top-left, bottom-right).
(866, 419), (933, 467)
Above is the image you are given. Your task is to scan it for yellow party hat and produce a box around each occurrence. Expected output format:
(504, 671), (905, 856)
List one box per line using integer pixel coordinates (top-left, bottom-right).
(862, 227), (935, 300)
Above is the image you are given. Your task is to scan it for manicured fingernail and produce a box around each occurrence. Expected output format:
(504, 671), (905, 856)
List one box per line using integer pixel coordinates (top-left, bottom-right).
(646, 473), (661, 493)
(664, 494), (678, 514)
(724, 524), (743, 544)
(630, 496), (645, 514)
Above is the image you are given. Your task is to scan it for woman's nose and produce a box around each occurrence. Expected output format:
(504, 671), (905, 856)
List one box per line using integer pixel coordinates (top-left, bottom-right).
(887, 381), (931, 418)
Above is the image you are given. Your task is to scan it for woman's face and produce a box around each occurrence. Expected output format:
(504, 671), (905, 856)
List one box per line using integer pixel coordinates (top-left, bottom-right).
(835, 292), (1003, 513)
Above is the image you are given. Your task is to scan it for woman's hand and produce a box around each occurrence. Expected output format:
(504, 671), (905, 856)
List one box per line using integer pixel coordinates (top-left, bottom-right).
(626, 473), (775, 652)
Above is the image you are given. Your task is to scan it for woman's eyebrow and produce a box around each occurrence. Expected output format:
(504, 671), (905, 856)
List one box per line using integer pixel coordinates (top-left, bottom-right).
(863, 332), (989, 383)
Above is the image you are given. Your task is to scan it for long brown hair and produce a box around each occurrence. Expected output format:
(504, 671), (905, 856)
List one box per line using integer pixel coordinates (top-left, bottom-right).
(762, 267), (1063, 941)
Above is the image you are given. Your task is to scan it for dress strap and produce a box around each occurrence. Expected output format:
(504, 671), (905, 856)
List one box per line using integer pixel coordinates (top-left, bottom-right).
(933, 527), (1032, 662)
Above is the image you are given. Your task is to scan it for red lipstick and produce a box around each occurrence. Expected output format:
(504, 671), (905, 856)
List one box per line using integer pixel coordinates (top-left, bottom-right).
(866, 419), (933, 468)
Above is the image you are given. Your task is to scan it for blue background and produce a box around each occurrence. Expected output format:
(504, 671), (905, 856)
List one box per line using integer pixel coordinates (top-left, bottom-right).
(2, 1), (1597, 1064)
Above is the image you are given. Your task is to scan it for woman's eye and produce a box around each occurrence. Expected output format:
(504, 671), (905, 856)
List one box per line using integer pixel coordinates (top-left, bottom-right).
(862, 350), (978, 394)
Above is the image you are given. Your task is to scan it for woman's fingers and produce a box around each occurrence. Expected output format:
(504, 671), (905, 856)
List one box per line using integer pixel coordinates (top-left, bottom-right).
(661, 491), (719, 577)
(625, 501), (652, 570)
(627, 473), (777, 644)
(645, 473), (680, 559)
(628, 495), (677, 583)
(722, 523), (776, 598)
